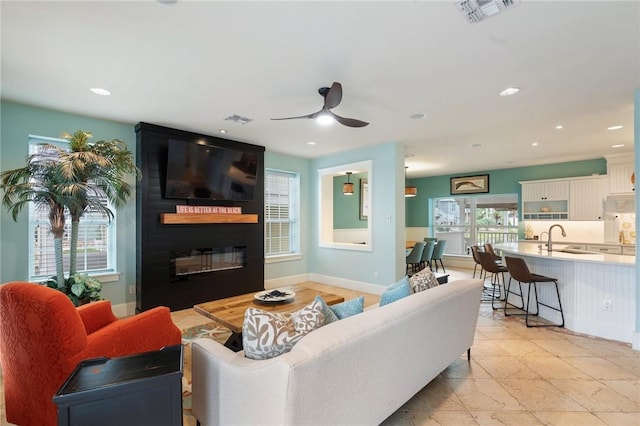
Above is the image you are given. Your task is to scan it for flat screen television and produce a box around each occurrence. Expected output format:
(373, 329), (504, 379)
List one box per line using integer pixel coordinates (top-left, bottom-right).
(165, 139), (259, 201)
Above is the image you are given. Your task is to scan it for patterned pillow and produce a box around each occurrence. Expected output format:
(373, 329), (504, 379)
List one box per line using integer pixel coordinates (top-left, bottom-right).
(329, 296), (365, 319)
(409, 269), (440, 293)
(242, 298), (325, 360)
(314, 295), (340, 324)
(379, 276), (411, 306)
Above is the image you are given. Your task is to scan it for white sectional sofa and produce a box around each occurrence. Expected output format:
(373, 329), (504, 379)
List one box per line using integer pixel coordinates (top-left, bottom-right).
(191, 278), (483, 426)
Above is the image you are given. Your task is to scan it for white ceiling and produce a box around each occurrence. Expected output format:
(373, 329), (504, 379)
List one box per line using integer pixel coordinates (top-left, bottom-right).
(2, 1), (639, 178)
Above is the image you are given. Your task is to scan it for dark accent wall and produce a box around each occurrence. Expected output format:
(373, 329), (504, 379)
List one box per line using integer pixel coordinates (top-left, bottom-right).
(135, 122), (265, 312)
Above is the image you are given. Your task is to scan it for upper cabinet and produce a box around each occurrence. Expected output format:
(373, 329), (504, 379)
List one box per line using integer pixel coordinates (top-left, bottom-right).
(606, 154), (635, 194)
(521, 176), (607, 221)
(569, 176), (606, 220)
(521, 181), (569, 201)
(520, 180), (569, 220)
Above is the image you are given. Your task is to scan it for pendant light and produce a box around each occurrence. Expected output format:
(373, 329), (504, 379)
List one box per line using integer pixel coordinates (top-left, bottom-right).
(405, 166), (417, 197)
(343, 172), (354, 195)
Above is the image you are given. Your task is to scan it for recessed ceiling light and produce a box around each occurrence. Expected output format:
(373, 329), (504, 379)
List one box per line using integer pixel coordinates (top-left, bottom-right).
(469, 143), (482, 148)
(612, 144), (625, 148)
(607, 125), (623, 130)
(499, 87), (520, 96)
(219, 129), (227, 134)
(409, 113), (426, 120)
(555, 125), (563, 130)
(532, 142), (539, 146)
(89, 87), (111, 96)
(307, 141), (316, 146)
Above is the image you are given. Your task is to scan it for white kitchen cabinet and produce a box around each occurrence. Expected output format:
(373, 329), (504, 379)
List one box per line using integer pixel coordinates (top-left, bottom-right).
(606, 154), (635, 194)
(520, 180), (569, 220)
(521, 181), (569, 201)
(569, 176), (606, 220)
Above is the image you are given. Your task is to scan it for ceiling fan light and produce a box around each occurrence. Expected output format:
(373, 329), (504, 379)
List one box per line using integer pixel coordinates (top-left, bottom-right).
(317, 114), (334, 126)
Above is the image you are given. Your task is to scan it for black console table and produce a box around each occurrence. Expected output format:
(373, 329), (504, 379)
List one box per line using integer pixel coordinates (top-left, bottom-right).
(54, 345), (183, 426)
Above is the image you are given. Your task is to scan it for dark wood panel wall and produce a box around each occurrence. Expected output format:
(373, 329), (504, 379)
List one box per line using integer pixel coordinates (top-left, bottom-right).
(135, 122), (265, 312)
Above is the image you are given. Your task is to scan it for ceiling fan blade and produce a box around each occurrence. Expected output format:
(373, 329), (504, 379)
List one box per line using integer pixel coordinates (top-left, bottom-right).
(329, 111), (369, 128)
(271, 111), (321, 121)
(323, 82), (343, 110)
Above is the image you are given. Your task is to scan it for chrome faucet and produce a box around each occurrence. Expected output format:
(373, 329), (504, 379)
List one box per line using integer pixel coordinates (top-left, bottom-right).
(547, 224), (567, 252)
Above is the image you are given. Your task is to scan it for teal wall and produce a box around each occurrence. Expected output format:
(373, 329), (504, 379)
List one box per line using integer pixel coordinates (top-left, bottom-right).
(333, 171), (367, 229)
(406, 159), (607, 228)
(263, 151), (311, 280)
(0, 101), (136, 304)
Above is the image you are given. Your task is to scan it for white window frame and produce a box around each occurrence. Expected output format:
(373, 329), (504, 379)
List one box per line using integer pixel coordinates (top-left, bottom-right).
(27, 135), (119, 282)
(264, 169), (302, 263)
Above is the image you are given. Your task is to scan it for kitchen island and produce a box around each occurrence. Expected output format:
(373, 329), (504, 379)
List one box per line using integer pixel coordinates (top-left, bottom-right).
(495, 243), (636, 347)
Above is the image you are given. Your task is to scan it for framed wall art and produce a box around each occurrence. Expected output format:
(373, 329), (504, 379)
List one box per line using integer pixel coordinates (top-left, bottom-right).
(450, 175), (489, 195)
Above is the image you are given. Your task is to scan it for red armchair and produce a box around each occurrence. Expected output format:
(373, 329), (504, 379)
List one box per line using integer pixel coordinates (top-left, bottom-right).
(0, 281), (182, 426)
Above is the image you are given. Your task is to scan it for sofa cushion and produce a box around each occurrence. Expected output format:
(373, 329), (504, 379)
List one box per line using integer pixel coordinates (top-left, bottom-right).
(314, 296), (340, 324)
(379, 276), (411, 306)
(409, 269), (440, 293)
(329, 296), (365, 319)
(242, 298), (325, 360)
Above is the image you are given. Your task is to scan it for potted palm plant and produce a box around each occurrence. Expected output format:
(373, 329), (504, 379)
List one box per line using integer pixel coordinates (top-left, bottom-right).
(0, 130), (139, 305)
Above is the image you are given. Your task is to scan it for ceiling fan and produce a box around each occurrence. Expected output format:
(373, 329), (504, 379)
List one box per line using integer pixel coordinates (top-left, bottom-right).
(271, 82), (369, 128)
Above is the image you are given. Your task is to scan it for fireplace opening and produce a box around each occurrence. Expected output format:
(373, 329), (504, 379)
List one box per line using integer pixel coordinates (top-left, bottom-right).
(170, 246), (246, 281)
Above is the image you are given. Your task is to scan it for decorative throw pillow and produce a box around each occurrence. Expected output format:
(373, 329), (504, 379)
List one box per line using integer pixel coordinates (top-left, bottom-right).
(329, 296), (365, 319)
(409, 269), (440, 293)
(242, 298), (325, 360)
(379, 276), (411, 306)
(314, 295), (340, 324)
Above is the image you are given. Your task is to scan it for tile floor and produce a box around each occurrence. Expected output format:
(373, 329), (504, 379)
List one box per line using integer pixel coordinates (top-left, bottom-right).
(2, 268), (639, 425)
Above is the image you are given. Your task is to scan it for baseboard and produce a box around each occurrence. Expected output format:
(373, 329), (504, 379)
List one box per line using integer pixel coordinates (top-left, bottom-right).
(264, 274), (311, 289)
(112, 301), (136, 318)
(308, 273), (386, 296)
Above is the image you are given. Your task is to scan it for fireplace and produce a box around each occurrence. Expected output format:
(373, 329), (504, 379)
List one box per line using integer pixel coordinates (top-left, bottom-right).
(136, 122), (265, 312)
(170, 246), (246, 281)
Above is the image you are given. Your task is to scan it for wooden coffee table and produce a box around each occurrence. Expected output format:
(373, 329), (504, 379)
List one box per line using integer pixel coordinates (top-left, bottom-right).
(194, 287), (345, 351)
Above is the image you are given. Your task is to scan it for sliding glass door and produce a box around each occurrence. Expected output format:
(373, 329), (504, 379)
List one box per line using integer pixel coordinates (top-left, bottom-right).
(432, 194), (518, 255)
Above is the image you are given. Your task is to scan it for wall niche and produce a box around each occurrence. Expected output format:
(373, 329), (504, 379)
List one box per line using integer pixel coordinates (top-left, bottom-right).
(135, 122), (265, 312)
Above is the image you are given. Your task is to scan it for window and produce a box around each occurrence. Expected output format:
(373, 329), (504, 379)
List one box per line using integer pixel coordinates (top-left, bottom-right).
(432, 194), (519, 255)
(28, 136), (116, 281)
(264, 169), (300, 258)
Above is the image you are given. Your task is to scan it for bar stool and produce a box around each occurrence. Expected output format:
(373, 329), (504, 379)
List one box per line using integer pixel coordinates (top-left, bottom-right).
(504, 256), (565, 328)
(470, 245), (486, 279)
(500, 258), (526, 318)
(476, 250), (507, 310)
(484, 243), (503, 265)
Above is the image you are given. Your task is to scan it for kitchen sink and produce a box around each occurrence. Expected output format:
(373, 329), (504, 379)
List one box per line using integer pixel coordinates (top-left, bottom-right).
(554, 248), (595, 254)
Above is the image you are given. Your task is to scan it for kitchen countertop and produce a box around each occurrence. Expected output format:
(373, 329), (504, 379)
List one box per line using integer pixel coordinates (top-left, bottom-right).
(496, 242), (635, 266)
(519, 239), (635, 248)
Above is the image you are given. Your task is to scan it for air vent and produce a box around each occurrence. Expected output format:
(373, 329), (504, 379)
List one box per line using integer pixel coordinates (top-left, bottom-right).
(224, 114), (253, 125)
(454, 0), (518, 23)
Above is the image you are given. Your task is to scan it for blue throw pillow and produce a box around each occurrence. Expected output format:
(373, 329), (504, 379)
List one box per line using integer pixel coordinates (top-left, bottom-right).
(314, 295), (340, 324)
(329, 296), (365, 319)
(379, 276), (411, 306)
